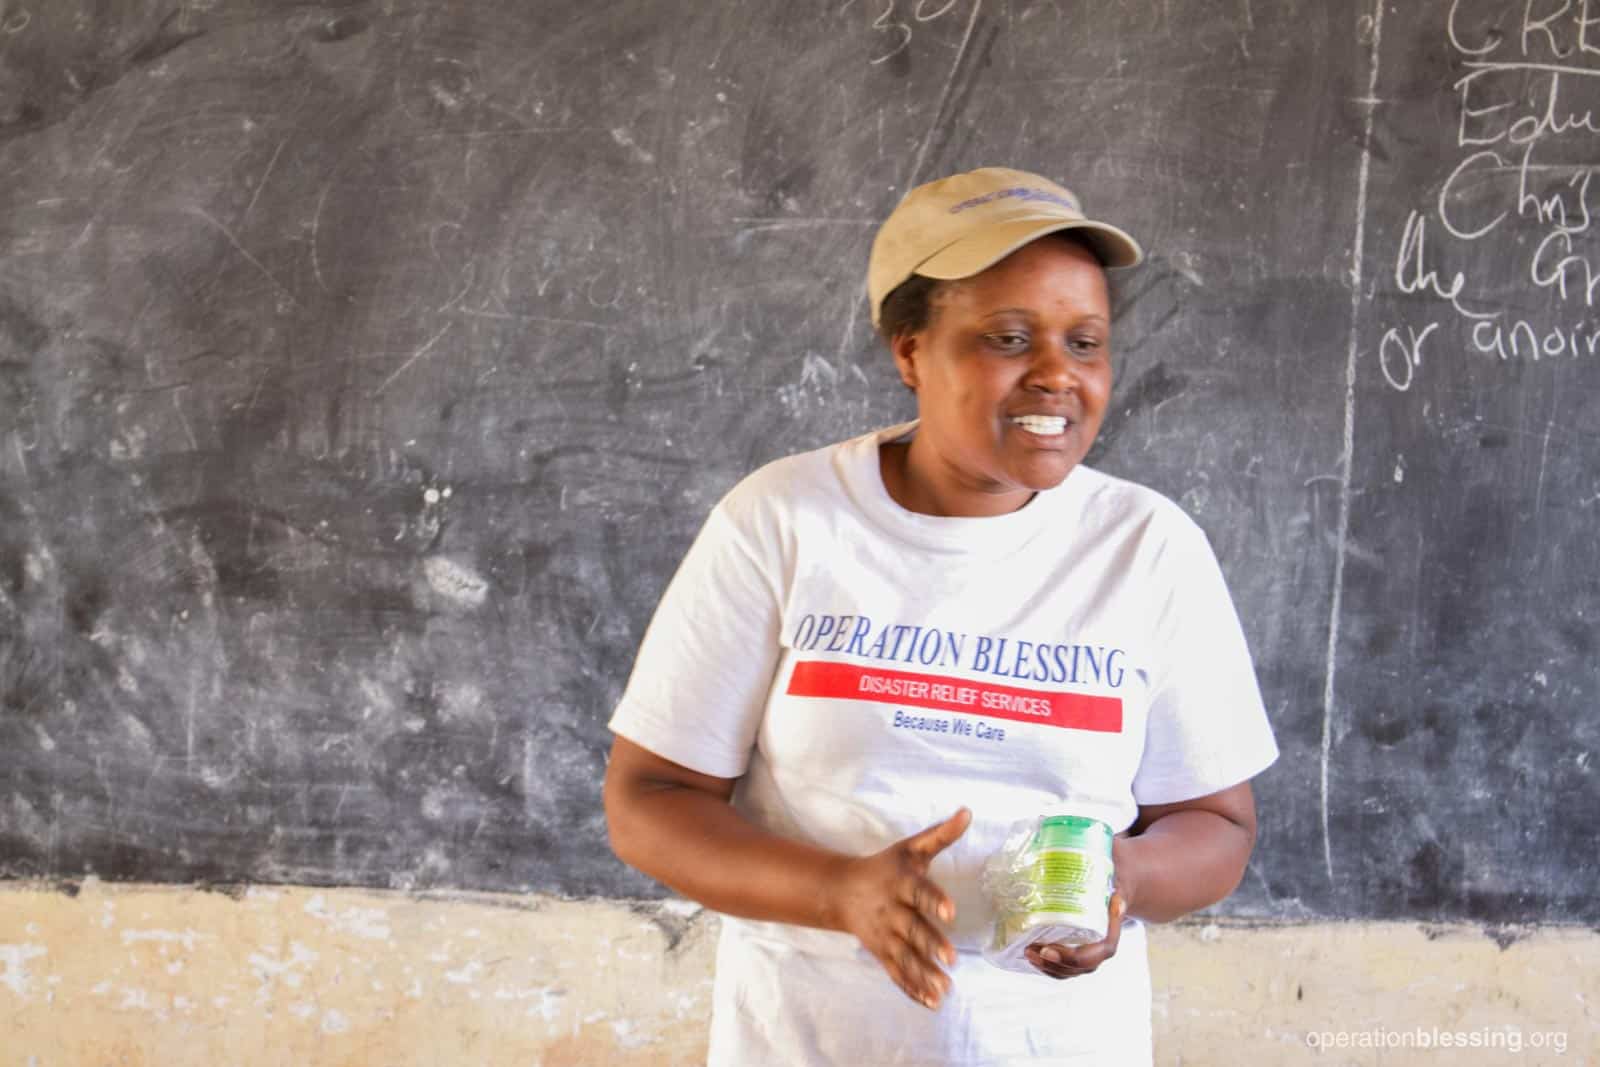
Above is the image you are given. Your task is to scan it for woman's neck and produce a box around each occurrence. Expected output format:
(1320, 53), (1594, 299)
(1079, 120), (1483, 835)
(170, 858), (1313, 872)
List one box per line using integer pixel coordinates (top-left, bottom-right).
(878, 438), (1035, 518)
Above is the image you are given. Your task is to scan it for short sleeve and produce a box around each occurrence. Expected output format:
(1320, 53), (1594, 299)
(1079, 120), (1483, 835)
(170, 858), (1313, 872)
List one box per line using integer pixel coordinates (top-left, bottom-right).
(608, 504), (784, 779)
(1131, 520), (1278, 805)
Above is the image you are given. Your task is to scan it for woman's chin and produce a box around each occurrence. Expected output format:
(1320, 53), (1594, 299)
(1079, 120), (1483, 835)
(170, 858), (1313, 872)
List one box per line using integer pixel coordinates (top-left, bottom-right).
(1007, 455), (1079, 493)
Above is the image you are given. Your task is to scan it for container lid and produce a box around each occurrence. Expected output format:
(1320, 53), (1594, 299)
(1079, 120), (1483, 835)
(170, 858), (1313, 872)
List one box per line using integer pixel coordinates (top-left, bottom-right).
(1033, 815), (1113, 852)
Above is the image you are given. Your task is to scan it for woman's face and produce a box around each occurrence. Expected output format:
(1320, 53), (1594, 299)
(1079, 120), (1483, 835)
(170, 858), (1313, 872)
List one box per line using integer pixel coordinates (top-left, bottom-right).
(889, 236), (1112, 517)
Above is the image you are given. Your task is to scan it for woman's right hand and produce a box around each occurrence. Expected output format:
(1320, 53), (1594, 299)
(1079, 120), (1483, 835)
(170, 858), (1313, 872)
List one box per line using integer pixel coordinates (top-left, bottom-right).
(827, 807), (972, 1011)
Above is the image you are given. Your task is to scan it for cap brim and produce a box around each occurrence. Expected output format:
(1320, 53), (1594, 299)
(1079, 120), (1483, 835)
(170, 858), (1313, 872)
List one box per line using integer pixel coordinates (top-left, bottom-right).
(916, 215), (1144, 280)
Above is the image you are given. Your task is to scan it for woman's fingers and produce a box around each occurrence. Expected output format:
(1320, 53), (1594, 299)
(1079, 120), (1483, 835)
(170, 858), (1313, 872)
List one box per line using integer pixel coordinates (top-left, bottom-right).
(1025, 939), (1101, 977)
(896, 890), (956, 967)
(1025, 942), (1111, 978)
(840, 811), (971, 1009)
(882, 931), (952, 1009)
(874, 886), (954, 1004)
(899, 870), (956, 928)
(904, 807), (972, 861)
(1025, 894), (1126, 980)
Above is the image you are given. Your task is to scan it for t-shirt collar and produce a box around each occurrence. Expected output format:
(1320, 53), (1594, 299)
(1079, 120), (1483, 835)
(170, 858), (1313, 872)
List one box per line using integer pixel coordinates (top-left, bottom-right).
(835, 420), (1082, 556)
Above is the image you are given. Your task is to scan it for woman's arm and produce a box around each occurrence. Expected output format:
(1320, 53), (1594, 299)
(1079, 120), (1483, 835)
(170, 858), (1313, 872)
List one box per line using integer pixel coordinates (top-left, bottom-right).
(1119, 779), (1257, 922)
(1023, 781), (1257, 979)
(603, 735), (971, 1009)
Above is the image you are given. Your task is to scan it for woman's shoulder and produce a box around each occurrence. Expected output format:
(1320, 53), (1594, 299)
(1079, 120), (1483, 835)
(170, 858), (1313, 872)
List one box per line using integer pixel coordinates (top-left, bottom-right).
(1068, 465), (1209, 546)
(708, 430), (871, 544)
(718, 428), (878, 517)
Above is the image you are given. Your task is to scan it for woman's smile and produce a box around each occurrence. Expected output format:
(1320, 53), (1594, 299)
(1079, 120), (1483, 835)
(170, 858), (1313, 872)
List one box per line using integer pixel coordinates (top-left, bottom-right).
(1009, 414), (1070, 436)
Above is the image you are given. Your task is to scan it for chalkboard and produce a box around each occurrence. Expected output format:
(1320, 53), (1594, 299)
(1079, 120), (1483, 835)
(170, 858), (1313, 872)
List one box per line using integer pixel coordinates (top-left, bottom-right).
(1, 0), (1595, 922)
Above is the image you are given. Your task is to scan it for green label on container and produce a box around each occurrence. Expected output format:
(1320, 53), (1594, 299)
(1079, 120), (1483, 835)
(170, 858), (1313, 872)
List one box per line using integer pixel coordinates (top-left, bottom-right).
(1024, 850), (1112, 916)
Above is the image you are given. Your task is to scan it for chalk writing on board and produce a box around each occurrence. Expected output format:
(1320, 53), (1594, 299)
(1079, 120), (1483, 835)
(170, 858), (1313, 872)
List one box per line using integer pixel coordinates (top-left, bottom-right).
(843, 0), (962, 65)
(1377, 1), (1600, 392)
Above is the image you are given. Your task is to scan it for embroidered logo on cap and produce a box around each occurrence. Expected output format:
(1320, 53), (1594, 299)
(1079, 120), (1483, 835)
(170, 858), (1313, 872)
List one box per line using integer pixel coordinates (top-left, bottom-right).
(949, 186), (1080, 214)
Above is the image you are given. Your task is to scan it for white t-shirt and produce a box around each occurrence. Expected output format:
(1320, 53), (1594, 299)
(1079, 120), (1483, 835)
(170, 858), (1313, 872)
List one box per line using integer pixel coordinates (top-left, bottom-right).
(610, 422), (1278, 1066)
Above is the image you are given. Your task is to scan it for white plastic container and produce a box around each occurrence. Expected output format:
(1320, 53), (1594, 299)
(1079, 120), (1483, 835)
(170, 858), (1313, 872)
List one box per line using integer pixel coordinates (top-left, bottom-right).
(980, 814), (1115, 974)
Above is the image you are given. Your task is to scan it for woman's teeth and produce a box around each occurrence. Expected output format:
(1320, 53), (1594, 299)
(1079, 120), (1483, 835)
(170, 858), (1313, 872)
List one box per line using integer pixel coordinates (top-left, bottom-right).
(1010, 415), (1067, 435)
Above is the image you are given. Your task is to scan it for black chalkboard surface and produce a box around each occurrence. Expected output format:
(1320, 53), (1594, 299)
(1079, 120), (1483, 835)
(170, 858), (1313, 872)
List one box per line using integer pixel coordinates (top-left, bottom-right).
(1, 1), (1595, 921)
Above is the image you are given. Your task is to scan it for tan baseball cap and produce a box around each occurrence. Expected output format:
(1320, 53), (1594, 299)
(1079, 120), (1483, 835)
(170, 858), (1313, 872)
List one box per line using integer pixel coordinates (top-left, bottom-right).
(867, 166), (1143, 328)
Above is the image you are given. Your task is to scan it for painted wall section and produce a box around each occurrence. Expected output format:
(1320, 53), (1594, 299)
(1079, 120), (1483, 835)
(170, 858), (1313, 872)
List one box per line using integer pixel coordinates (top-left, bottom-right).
(2, 881), (1594, 1065)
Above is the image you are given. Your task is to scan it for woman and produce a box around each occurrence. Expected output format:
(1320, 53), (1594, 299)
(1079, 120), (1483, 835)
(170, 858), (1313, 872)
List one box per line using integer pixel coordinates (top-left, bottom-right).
(603, 167), (1278, 1065)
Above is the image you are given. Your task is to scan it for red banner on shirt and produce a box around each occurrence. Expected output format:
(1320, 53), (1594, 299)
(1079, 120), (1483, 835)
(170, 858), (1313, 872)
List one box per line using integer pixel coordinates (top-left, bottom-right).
(785, 660), (1122, 733)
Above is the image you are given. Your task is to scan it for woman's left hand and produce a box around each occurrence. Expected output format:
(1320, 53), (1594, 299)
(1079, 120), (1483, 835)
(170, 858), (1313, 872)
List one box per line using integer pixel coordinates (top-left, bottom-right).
(1023, 892), (1127, 979)
(1027, 831), (1134, 980)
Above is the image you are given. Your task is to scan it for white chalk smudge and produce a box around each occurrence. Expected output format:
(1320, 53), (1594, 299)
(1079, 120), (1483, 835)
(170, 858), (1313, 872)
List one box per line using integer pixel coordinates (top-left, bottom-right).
(538, 987), (566, 1021)
(247, 941), (319, 999)
(359, 678), (397, 718)
(0, 944), (47, 997)
(420, 787), (450, 822)
(611, 1018), (653, 1050)
(429, 82), (462, 111)
(671, 989), (706, 1020)
(117, 987), (155, 1012)
(424, 556), (488, 607)
(444, 960), (483, 984)
(439, 681), (485, 722)
(109, 424), (148, 461)
(322, 1008), (351, 1034)
(610, 127), (656, 164)
(23, 551), (47, 582)
(657, 899), (702, 919)
(1172, 251), (1206, 287)
(304, 894), (392, 942)
(121, 928), (205, 951)
(798, 352), (840, 389)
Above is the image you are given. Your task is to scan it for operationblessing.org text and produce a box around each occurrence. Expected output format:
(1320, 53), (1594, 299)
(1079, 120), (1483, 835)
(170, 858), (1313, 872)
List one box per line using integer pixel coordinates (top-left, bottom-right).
(1306, 1026), (1568, 1055)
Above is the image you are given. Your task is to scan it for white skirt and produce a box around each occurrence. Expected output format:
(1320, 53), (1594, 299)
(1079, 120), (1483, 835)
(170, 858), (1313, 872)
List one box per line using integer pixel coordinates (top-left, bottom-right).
(707, 918), (1152, 1067)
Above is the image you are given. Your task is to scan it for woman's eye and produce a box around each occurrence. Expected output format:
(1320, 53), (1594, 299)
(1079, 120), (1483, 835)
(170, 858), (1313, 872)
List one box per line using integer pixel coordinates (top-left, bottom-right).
(986, 332), (1029, 350)
(1068, 336), (1104, 357)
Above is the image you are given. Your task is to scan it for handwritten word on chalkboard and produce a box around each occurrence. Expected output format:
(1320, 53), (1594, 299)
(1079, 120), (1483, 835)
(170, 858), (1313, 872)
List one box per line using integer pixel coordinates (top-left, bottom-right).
(1380, 2), (1600, 389)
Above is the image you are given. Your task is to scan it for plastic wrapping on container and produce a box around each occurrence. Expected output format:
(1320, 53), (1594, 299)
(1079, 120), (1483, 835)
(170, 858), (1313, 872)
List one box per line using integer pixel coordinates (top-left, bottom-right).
(980, 814), (1115, 974)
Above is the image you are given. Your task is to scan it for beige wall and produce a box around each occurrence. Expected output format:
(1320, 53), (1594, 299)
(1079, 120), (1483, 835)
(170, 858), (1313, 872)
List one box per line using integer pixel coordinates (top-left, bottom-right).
(1, 880), (1593, 1065)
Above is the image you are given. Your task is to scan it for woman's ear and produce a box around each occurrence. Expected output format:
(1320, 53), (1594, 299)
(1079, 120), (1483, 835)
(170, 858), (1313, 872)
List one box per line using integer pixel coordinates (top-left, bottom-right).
(890, 330), (920, 392)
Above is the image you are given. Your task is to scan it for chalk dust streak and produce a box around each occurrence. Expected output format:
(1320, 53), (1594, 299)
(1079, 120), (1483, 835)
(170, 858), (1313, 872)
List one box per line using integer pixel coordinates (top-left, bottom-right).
(375, 324), (453, 395)
(1324, 0), (1385, 886)
(905, 0), (983, 191)
(187, 207), (301, 309)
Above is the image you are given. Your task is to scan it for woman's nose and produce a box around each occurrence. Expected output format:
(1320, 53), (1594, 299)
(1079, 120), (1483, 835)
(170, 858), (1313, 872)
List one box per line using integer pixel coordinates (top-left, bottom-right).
(1023, 341), (1075, 393)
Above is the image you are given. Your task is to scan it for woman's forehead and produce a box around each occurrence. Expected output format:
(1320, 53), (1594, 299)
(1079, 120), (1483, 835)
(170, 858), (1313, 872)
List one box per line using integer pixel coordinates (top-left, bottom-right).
(935, 240), (1110, 315)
